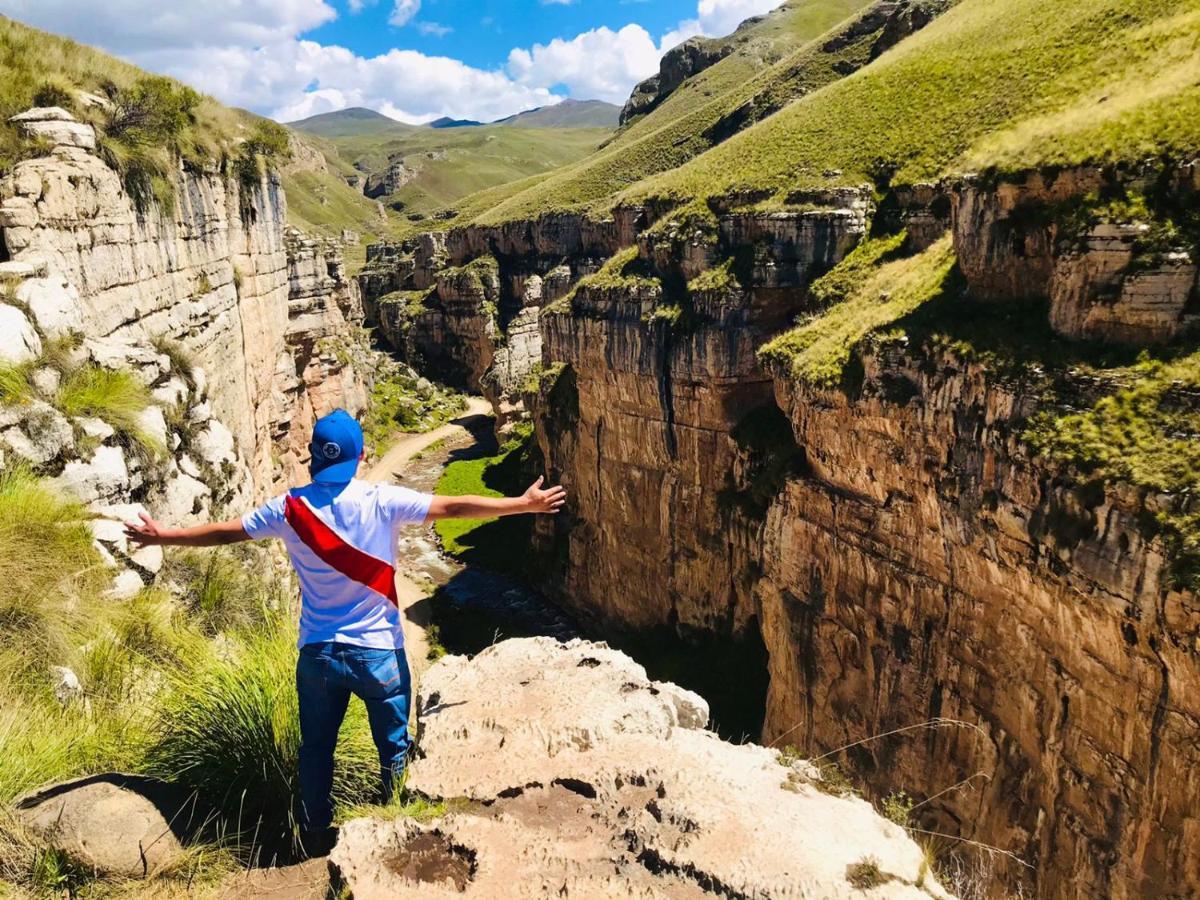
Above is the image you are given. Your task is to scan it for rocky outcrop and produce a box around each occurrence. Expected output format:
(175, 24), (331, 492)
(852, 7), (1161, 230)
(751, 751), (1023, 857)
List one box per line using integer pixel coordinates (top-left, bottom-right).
(273, 228), (371, 487)
(0, 129), (377, 498)
(952, 164), (1200, 344)
(332, 638), (947, 899)
(0, 140), (289, 491)
(621, 37), (733, 125)
(365, 157), (417, 199)
(506, 166), (1199, 898)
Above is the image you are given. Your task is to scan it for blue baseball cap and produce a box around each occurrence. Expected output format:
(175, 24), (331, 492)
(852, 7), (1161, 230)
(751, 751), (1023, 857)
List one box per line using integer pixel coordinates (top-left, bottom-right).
(309, 409), (364, 484)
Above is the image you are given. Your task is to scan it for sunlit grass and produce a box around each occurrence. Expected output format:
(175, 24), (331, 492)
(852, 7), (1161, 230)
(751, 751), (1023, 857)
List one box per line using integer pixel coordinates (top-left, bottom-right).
(759, 235), (958, 387)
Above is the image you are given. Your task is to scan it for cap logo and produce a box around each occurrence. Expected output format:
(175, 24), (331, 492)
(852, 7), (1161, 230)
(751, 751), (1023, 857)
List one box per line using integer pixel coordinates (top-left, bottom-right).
(321, 442), (342, 460)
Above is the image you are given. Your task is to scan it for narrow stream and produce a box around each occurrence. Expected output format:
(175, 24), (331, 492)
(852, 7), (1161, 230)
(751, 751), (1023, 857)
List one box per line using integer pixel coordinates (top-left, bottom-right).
(395, 411), (769, 743)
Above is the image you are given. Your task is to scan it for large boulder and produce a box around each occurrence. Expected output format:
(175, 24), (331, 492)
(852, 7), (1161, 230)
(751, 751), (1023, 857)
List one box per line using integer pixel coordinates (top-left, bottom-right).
(331, 639), (949, 899)
(17, 775), (188, 878)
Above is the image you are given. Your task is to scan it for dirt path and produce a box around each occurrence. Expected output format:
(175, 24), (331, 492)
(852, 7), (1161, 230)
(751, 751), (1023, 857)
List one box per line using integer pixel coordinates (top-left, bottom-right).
(363, 397), (492, 680)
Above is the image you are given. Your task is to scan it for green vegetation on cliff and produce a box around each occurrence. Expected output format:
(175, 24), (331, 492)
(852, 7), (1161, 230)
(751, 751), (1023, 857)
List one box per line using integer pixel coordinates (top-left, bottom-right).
(760, 234), (959, 387)
(1026, 352), (1200, 587)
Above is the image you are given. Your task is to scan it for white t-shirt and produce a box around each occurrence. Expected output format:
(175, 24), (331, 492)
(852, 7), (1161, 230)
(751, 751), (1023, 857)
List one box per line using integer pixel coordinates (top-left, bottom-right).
(242, 479), (432, 649)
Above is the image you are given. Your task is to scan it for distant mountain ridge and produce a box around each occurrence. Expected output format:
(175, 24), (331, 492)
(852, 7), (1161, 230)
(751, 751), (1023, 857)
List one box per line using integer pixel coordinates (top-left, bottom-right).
(288, 99), (620, 137)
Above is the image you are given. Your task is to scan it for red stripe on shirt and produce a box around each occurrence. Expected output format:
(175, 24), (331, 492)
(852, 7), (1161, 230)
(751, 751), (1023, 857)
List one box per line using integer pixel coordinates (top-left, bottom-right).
(283, 495), (398, 605)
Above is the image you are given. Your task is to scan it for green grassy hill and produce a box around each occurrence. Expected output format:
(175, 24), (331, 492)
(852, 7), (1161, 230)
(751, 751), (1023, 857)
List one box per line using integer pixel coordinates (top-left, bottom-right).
(626, 0), (1200, 210)
(287, 106), (415, 139)
(496, 99), (620, 128)
(294, 120), (612, 222)
(429, 0), (877, 227)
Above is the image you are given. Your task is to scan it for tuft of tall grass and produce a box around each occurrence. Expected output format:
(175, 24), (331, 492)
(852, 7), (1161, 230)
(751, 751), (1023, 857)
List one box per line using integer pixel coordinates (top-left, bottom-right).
(0, 468), (106, 677)
(56, 365), (164, 458)
(144, 618), (379, 854)
(160, 548), (284, 638)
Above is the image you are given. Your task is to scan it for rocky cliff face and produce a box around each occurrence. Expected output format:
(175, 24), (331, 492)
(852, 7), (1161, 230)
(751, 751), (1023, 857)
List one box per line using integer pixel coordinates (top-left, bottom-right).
(332, 638), (948, 898)
(362, 157), (1200, 896)
(0, 121), (374, 592)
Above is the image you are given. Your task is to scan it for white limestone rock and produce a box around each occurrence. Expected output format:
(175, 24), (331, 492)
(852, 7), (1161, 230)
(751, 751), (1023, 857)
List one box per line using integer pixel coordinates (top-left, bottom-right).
(193, 419), (236, 468)
(78, 417), (115, 442)
(84, 337), (166, 384)
(0, 402), (73, 465)
(9, 107), (96, 151)
(332, 638), (949, 900)
(50, 666), (82, 705)
(30, 366), (61, 398)
(0, 304), (42, 364)
(0, 260), (45, 279)
(17, 276), (83, 339)
(58, 445), (130, 504)
(89, 504), (163, 575)
(151, 377), (189, 408)
(157, 472), (210, 524)
(107, 569), (145, 599)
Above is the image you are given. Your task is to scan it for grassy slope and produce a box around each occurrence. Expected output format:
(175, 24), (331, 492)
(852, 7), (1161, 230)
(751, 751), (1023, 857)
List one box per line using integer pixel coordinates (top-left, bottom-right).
(0, 16), (257, 170)
(293, 119), (611, 222)
(498, 100), (620, 128)
(446, 0), (873, 226)
(626, 0), (1200, 207)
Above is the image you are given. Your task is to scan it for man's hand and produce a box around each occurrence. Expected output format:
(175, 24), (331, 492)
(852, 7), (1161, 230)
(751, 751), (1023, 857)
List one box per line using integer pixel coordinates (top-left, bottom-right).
(125, 512), (167, 546)
(522, 476), (567, 515)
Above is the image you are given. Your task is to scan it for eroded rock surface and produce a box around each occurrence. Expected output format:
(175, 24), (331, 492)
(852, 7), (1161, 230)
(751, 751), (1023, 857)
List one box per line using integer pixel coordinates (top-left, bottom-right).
(332, 638), (946, 899)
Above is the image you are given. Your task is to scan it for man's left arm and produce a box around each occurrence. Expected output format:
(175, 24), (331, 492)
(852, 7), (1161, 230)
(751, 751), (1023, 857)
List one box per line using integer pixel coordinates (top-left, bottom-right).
(424, 477), (566, 524)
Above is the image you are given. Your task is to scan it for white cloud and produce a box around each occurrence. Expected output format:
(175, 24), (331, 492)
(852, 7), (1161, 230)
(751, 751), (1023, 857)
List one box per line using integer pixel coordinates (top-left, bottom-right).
(695, 0), (783, 36)
(506, 24), (664, 105)
(0, 0), (336, 54)
(416, 21), (452, 37)
(0, 0), (785, 124)
(388, 0), (419, 28)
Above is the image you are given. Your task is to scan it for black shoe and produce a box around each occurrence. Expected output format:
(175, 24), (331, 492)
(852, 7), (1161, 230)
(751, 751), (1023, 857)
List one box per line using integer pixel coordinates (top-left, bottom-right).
(298, 826), (339, 859)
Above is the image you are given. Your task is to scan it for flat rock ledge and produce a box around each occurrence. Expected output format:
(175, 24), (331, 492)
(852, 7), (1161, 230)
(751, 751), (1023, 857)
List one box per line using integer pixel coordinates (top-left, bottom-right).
(330, 638), (950, 899)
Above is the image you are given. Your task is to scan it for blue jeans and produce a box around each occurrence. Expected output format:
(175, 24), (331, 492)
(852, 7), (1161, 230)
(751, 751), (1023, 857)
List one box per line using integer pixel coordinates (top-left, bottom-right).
(295, 642), (412, 830)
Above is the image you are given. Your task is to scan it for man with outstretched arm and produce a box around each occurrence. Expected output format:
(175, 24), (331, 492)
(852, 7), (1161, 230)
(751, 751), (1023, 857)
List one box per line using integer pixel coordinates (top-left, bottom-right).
(125, 408), (566, 854)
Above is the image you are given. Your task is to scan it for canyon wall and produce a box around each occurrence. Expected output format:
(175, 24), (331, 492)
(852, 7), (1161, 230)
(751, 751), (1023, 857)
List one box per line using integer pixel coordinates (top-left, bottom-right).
(0, 119), (373, 594)
(359, 162), (1200, 896)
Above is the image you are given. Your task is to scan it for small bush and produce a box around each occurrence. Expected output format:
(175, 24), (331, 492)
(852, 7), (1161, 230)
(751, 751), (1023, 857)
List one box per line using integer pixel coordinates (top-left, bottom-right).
(881, 790), (914, 827)
(846, 856), (890, 891)
(144, 618), (379, 854)
(56, 365), (162, 458)
(30, 79), (75, 112)
(102, 76), (199, 148)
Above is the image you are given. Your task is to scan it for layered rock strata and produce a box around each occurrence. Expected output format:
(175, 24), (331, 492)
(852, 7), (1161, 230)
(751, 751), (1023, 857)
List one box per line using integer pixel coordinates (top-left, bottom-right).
(332, 638), (947, 899)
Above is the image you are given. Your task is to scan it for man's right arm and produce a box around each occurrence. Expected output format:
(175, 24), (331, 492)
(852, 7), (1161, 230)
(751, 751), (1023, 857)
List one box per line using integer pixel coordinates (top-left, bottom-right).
(125, 513), (252, 547)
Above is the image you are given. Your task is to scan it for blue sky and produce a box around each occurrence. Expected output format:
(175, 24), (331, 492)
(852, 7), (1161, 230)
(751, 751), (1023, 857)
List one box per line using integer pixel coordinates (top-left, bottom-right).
(309, 0), (700, 71)
(0, 0), (783, 123)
